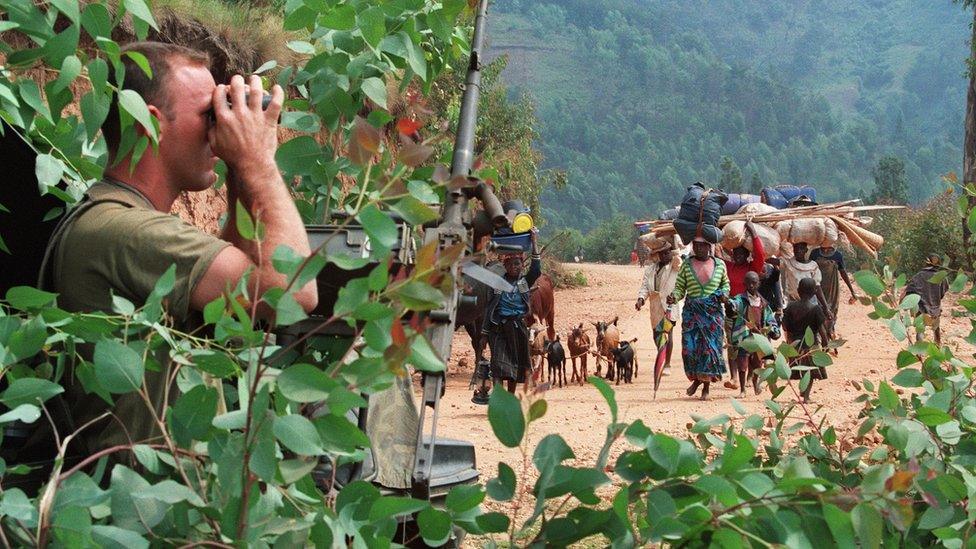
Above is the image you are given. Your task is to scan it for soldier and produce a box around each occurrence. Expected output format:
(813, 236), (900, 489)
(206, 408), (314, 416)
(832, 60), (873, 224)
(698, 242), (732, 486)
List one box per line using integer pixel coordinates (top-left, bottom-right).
(29, 41), (317, 463)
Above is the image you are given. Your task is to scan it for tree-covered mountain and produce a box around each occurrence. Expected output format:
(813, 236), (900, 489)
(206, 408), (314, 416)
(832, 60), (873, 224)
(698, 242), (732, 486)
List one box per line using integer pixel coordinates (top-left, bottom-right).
(485, 0), (971, 231)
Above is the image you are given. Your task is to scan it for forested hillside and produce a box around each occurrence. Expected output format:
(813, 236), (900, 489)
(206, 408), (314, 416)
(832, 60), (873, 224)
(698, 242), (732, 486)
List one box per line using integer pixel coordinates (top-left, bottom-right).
(487, 0), (971, 231)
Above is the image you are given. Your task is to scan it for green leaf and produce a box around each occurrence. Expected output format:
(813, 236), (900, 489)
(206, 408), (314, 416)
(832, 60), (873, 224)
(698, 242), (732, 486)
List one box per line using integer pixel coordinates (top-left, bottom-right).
(0, 404), (41, 424)
(895, 350), (918, 368)
(110, 466), (168, 532)
(488, 387), (524, 448)
(133, 480), (205, 507)
(888, 318), (907, 341)
(286, 40), (315, 55)
(854, 271), (885, 298)
(533, 434), (574, 473)
(475, 512), (510, 533)
(823, 503), (856, 548)
(1, 378), (63, 409)
(588, 376), (618, 423)
(891, 368), (922, 388)
(445, 484), (485, 514)
(122, 0), (159, 31)
(118, 89), (158, 140)
(168, 385), (217, 447)
(5, 286), (57, 310)
(235, 200), (255, 240)
(409, 334), (446, 372)
(0, 489), (37, 527)
(322, 5), (356, 30)
(646, 434), (681, 475)
(391, 196), (438, 225)
(812, 351), (832, 367)
(277, 363), (334, 402)
(361, 77), (388, 109)
(357, 7), (386, 48)
(936, 421), (962, 444)
(877, 382), (898, 411)
(417, 508), (451, 547)
(899, 293), (921, 310)
(852, 503), (882, 549)
(357, 204), (398, 252)
(274, 414), (325, 455)
(93, 339), (144, 393)
(35, 153), (65, 193)
(485, 462), (516, 501)
(369, 496), (429, 521)
(397, 281), (444, 310)
(81, 4), (112, 40)
(189, 350), (237, 378)
(123, 51), (152, 80)
(950, 273), (968, 293)
(916, 406), (952, 426)
(528, 399), (547, 423)
(719, 434), (756, 473)
(90, 525), (149, 549)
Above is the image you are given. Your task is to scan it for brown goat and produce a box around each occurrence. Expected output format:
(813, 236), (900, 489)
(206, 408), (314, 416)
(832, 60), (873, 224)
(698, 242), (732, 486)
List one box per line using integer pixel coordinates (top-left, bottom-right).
(593, 316), (620, 381)
(529, 325), (547, 382)
(567, 323), (591, 385)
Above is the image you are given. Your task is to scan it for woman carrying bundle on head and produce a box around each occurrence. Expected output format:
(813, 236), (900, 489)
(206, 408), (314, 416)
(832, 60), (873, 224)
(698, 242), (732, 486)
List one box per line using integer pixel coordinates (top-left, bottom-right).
(668, 236), (731, 401)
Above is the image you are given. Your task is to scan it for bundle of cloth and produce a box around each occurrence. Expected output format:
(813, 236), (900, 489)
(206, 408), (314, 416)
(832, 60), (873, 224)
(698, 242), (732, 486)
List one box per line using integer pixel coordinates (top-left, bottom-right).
(673, 182), (727, 245)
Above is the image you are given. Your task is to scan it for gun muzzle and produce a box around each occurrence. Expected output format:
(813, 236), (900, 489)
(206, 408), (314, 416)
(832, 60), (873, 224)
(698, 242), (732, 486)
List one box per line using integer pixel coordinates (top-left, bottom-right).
(472, 181), (507, 229)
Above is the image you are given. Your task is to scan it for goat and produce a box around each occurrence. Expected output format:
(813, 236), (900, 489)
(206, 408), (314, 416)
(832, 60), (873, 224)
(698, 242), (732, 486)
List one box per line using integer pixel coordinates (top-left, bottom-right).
(610, 338), (638, 385)
(593, 316), (620, 381)
(567, 323), (591, 385)
(544, 336), (567, 388)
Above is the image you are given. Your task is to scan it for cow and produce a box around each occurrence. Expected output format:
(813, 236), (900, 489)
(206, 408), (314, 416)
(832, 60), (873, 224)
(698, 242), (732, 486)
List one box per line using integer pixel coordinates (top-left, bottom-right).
(593, 316), (620, 381)
(544, 336), (567, 388)
(567, 323), (591, 385)
(528, 274), (556, 342)
(610, 338), (638, 385)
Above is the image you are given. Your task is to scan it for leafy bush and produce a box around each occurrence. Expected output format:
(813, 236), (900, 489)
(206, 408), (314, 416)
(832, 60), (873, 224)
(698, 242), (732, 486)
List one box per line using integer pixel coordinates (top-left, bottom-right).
(857, 190), (965, 274)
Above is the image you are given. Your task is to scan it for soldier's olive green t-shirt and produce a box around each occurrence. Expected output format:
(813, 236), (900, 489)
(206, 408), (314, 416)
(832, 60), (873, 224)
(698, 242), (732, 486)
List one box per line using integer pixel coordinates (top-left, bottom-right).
(42, 179), (229, 455)
(52, 180), (229, 322)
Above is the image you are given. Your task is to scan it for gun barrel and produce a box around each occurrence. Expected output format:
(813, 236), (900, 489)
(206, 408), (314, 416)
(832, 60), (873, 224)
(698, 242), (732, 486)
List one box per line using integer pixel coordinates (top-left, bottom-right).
(443, 0), (490, 226)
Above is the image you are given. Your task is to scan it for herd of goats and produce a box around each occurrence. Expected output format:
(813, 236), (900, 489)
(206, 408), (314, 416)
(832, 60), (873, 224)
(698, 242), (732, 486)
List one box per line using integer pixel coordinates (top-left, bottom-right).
(458, 268), (639, 389)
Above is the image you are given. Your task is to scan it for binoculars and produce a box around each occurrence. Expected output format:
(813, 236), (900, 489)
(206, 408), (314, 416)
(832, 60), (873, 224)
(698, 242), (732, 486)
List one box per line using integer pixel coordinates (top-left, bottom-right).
(206, 92), (272, 125)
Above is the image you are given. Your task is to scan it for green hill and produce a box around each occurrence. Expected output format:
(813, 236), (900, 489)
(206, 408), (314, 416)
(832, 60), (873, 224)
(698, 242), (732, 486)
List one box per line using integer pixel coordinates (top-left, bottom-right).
(486, 0), (971, 231)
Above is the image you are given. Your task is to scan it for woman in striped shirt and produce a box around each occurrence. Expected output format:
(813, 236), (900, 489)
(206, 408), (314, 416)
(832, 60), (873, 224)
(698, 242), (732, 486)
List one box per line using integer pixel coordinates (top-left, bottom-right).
(668, 236), (731, 400)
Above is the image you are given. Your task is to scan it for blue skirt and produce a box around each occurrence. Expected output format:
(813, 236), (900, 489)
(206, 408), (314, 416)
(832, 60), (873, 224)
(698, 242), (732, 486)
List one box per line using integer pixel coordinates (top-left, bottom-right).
(681, 293), (727, 382)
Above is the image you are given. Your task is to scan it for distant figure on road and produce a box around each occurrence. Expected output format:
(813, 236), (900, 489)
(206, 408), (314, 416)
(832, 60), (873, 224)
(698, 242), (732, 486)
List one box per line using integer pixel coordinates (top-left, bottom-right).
(780, 242), (833, 329)
(668, 236), (730, 401)
(903, 253), (950, 345)
(783, 278), (830, 403)
(810, 245), (858, 337)
(635, 239), (681, 375)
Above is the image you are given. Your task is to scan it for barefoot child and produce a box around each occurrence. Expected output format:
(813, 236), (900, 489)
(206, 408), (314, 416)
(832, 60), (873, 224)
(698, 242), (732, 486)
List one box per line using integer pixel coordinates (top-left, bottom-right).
(729, 271), (781, 397)
(782, 278), (830, 403)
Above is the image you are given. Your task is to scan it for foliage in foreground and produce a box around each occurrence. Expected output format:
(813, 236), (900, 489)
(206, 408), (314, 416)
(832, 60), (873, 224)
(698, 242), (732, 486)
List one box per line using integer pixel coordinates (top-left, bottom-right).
(4, 0), (976, 547)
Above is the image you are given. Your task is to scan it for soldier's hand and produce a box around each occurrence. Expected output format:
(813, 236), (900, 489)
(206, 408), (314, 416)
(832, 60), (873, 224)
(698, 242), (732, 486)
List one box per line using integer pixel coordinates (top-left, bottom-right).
(635, 297), (644, 310)
(209, 75), (283, 184)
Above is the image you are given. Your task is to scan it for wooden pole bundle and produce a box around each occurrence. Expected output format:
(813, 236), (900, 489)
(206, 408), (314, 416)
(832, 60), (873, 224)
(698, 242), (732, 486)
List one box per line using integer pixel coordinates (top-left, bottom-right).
(635, 201), (905, 257)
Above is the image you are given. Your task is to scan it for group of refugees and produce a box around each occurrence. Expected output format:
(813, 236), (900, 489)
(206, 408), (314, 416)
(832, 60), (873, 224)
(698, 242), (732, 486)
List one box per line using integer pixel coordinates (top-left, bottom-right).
(635, 222), (857, 401)
(635, 222), (951, 403)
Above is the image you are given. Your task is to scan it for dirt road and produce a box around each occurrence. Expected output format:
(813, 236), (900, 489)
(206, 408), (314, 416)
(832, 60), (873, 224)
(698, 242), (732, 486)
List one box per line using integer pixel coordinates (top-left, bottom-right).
(437, 262), (973, 488)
